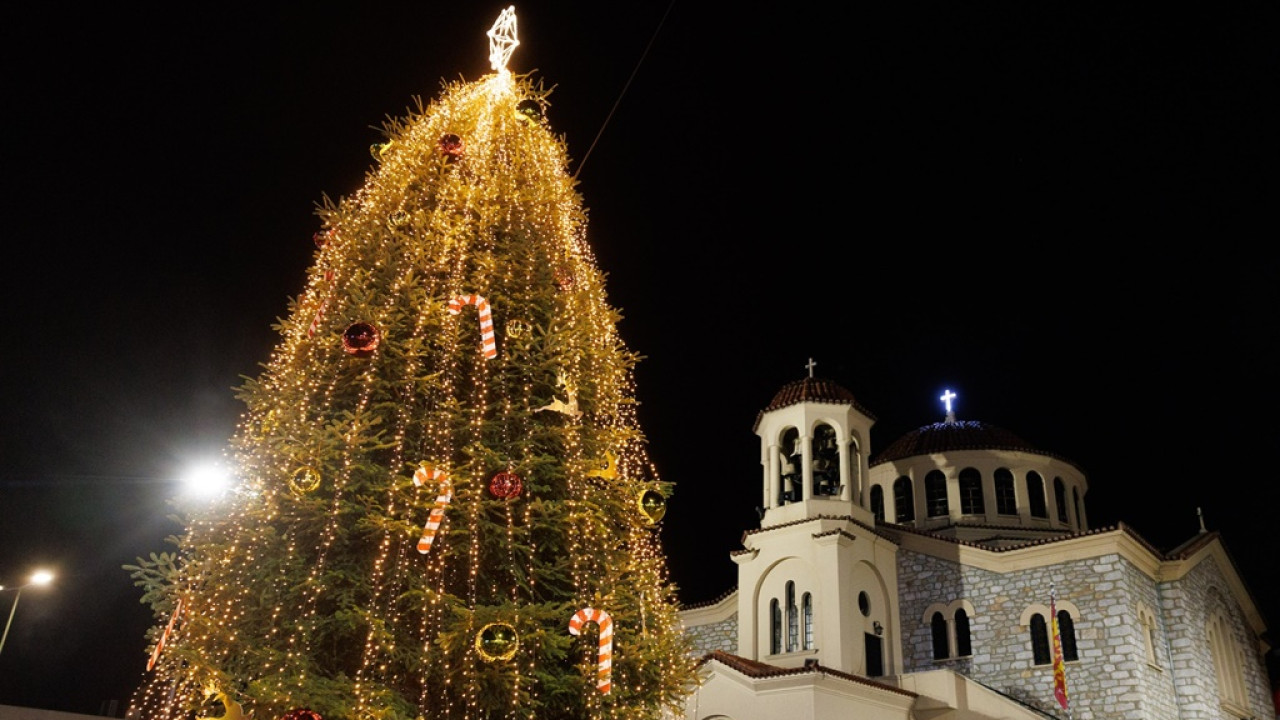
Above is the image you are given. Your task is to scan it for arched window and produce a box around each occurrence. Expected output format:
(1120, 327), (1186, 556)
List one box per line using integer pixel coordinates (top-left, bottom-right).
(1057, 609), (1078, 661)
(955, 608), (972, 657)
(812, 424), (839, 496)
(925, 470), (948, 517)
(770, 599), (782, 654)
(1027, 471), (1048, 518)
(870, 485), (885, 522)
(780, 429), (801, 504)
(786, 582), (798, 652)
(994, 468), (1017, 515)
(1054, 477), (1069, 523)
(1073, 487), (1084, 529)
(931, 612), (949, 660)
(1030, 613), (1051, 665)
(893, 476), (914, 523)
(1208, 612), (1248, 710)
(802, 593), (814, 650)
(959, 467), (984, 515)
(1138, 604), (1160, 667)
(924, 601), (975, 661)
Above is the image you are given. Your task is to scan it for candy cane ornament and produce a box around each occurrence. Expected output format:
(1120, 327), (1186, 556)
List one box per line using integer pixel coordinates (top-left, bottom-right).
(307, 270), (337, 337)
(447, 294), (497, 359)
(568, 607), (613, 694)
(414, 464), (453, 554)
(146, 598), (183, 671)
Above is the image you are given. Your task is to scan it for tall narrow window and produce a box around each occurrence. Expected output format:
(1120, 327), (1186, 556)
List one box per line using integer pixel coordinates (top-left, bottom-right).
(994, 468), (1017, 515)
(1030, 613), (1051, 665)
(925, 470), (948, 517)
(1208, 613), (1247, 709)
(1139, 605), (1160, 666)
(802, 593), (814, 650)
(1027, 471), (1048, 518)
(955, 609), (972, 657)
(770, 599), (781, 654)
(1073, 487), (1083, 529)
(959, 467), (984, 515)
(812, 423), (839, 496)
(893, 476), (914, 523)
(1054, 477), (1069, 523)
(786, 582), (798, 652)
(931, 612), (949, 660)
(870, 485), (885, 522)
(780, 429), (801, 504)
(1057, 609), (1078, 661)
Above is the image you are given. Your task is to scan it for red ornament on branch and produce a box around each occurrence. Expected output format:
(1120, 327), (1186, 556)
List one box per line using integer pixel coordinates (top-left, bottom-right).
(488, 471), (523, 499)
(439, 133), (464, 162)
(342, 322), (379, 357)
(279, 709), (323, 720)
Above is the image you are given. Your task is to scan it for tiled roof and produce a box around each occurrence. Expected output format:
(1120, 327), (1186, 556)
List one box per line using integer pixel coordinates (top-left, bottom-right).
(698, 650), (917, 697)
(680, 586), (737, 611)
(752, 376), (877, 431)
(871, 419), (1082, 471)
(878, 520), (1170, 557)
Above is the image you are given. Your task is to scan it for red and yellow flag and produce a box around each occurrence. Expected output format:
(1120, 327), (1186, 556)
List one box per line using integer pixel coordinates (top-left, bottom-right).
(1050, 587), (1069, 710)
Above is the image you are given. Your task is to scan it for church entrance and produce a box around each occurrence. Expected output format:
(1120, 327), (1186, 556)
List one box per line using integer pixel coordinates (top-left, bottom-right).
(865, 633), (884, 677)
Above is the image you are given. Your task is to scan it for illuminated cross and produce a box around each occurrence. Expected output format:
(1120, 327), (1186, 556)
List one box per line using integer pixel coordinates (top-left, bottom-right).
(806, 358), (817, 378)
(940, 389), (957, 423)
(487, 6), (520, 73)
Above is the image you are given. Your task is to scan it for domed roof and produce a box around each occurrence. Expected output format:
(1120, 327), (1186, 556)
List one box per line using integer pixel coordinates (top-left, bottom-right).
(871, 419), (1077, 467)
(752, 376), (876, 431)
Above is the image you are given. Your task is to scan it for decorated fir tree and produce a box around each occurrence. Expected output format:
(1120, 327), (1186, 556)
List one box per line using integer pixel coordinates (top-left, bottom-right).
(126, 8), (696, 720)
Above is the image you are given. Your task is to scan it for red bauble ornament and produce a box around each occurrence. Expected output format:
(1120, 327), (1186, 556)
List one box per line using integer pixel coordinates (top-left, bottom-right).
(439, 133), (464, 162)
(489, 471), (523, 499)
(313, 229), (333, 247)
(280, 709), (323, 720)
(342, 322), (379, 357)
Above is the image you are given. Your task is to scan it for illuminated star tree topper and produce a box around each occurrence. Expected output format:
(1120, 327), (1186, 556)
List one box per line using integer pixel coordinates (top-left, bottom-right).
(487, 5), (520, 73)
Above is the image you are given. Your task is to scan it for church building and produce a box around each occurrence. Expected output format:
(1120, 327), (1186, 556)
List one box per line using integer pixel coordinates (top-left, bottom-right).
(677, 372), (1274, 719)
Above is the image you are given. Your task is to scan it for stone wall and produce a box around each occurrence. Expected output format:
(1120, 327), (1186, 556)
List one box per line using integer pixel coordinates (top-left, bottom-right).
(685, 611), (737, 657)
(894, 547), (1273, 720)
(1162, 554), (1273, 720)
(896, 549), (1150, 719)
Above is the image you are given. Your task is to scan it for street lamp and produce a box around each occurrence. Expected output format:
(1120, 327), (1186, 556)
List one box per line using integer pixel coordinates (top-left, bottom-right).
(0, 569), (54, 657)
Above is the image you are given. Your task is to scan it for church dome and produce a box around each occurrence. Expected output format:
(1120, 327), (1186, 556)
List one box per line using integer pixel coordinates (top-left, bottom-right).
(752, 376), (876, 431)
(872, 420), (1044, 465)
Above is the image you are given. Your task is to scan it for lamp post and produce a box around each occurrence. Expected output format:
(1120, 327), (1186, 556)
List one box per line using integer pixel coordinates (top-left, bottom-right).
(0, 569), (54, 657)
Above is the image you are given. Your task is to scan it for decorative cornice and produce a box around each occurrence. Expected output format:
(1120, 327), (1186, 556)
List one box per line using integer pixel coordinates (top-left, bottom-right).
(698, 650), (917, 698)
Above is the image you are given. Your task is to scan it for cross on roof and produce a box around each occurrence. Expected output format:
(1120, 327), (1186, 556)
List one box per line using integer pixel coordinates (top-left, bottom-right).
(940, 389), (958, 424)
(806, 358), (817, 378)
(940, 389), (956, 413)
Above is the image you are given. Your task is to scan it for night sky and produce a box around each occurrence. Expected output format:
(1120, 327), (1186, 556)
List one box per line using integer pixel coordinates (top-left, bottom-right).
(1, 1), (1277, 714)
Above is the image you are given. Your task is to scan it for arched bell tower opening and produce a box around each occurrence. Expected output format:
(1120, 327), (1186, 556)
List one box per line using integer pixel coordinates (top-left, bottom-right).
(753, 368), (876, 528)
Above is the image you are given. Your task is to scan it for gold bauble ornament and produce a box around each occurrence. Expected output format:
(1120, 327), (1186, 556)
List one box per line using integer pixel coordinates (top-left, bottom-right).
(638, 488), (667, 525)
(289, 466), (321, 494)
(475, 622), (519, 662)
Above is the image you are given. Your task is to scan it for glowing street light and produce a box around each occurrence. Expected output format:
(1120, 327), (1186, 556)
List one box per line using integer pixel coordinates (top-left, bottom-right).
(180, 461), (233, 499)
(0, 569), (54, 657)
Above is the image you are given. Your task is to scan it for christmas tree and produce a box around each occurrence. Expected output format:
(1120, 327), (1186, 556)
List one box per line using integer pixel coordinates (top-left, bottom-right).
(126, 8), (696, 720)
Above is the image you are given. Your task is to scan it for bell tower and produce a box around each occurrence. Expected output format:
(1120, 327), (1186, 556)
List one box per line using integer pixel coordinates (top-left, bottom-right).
(753, 360), (877, 528)
(732, 361), (900, 676)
